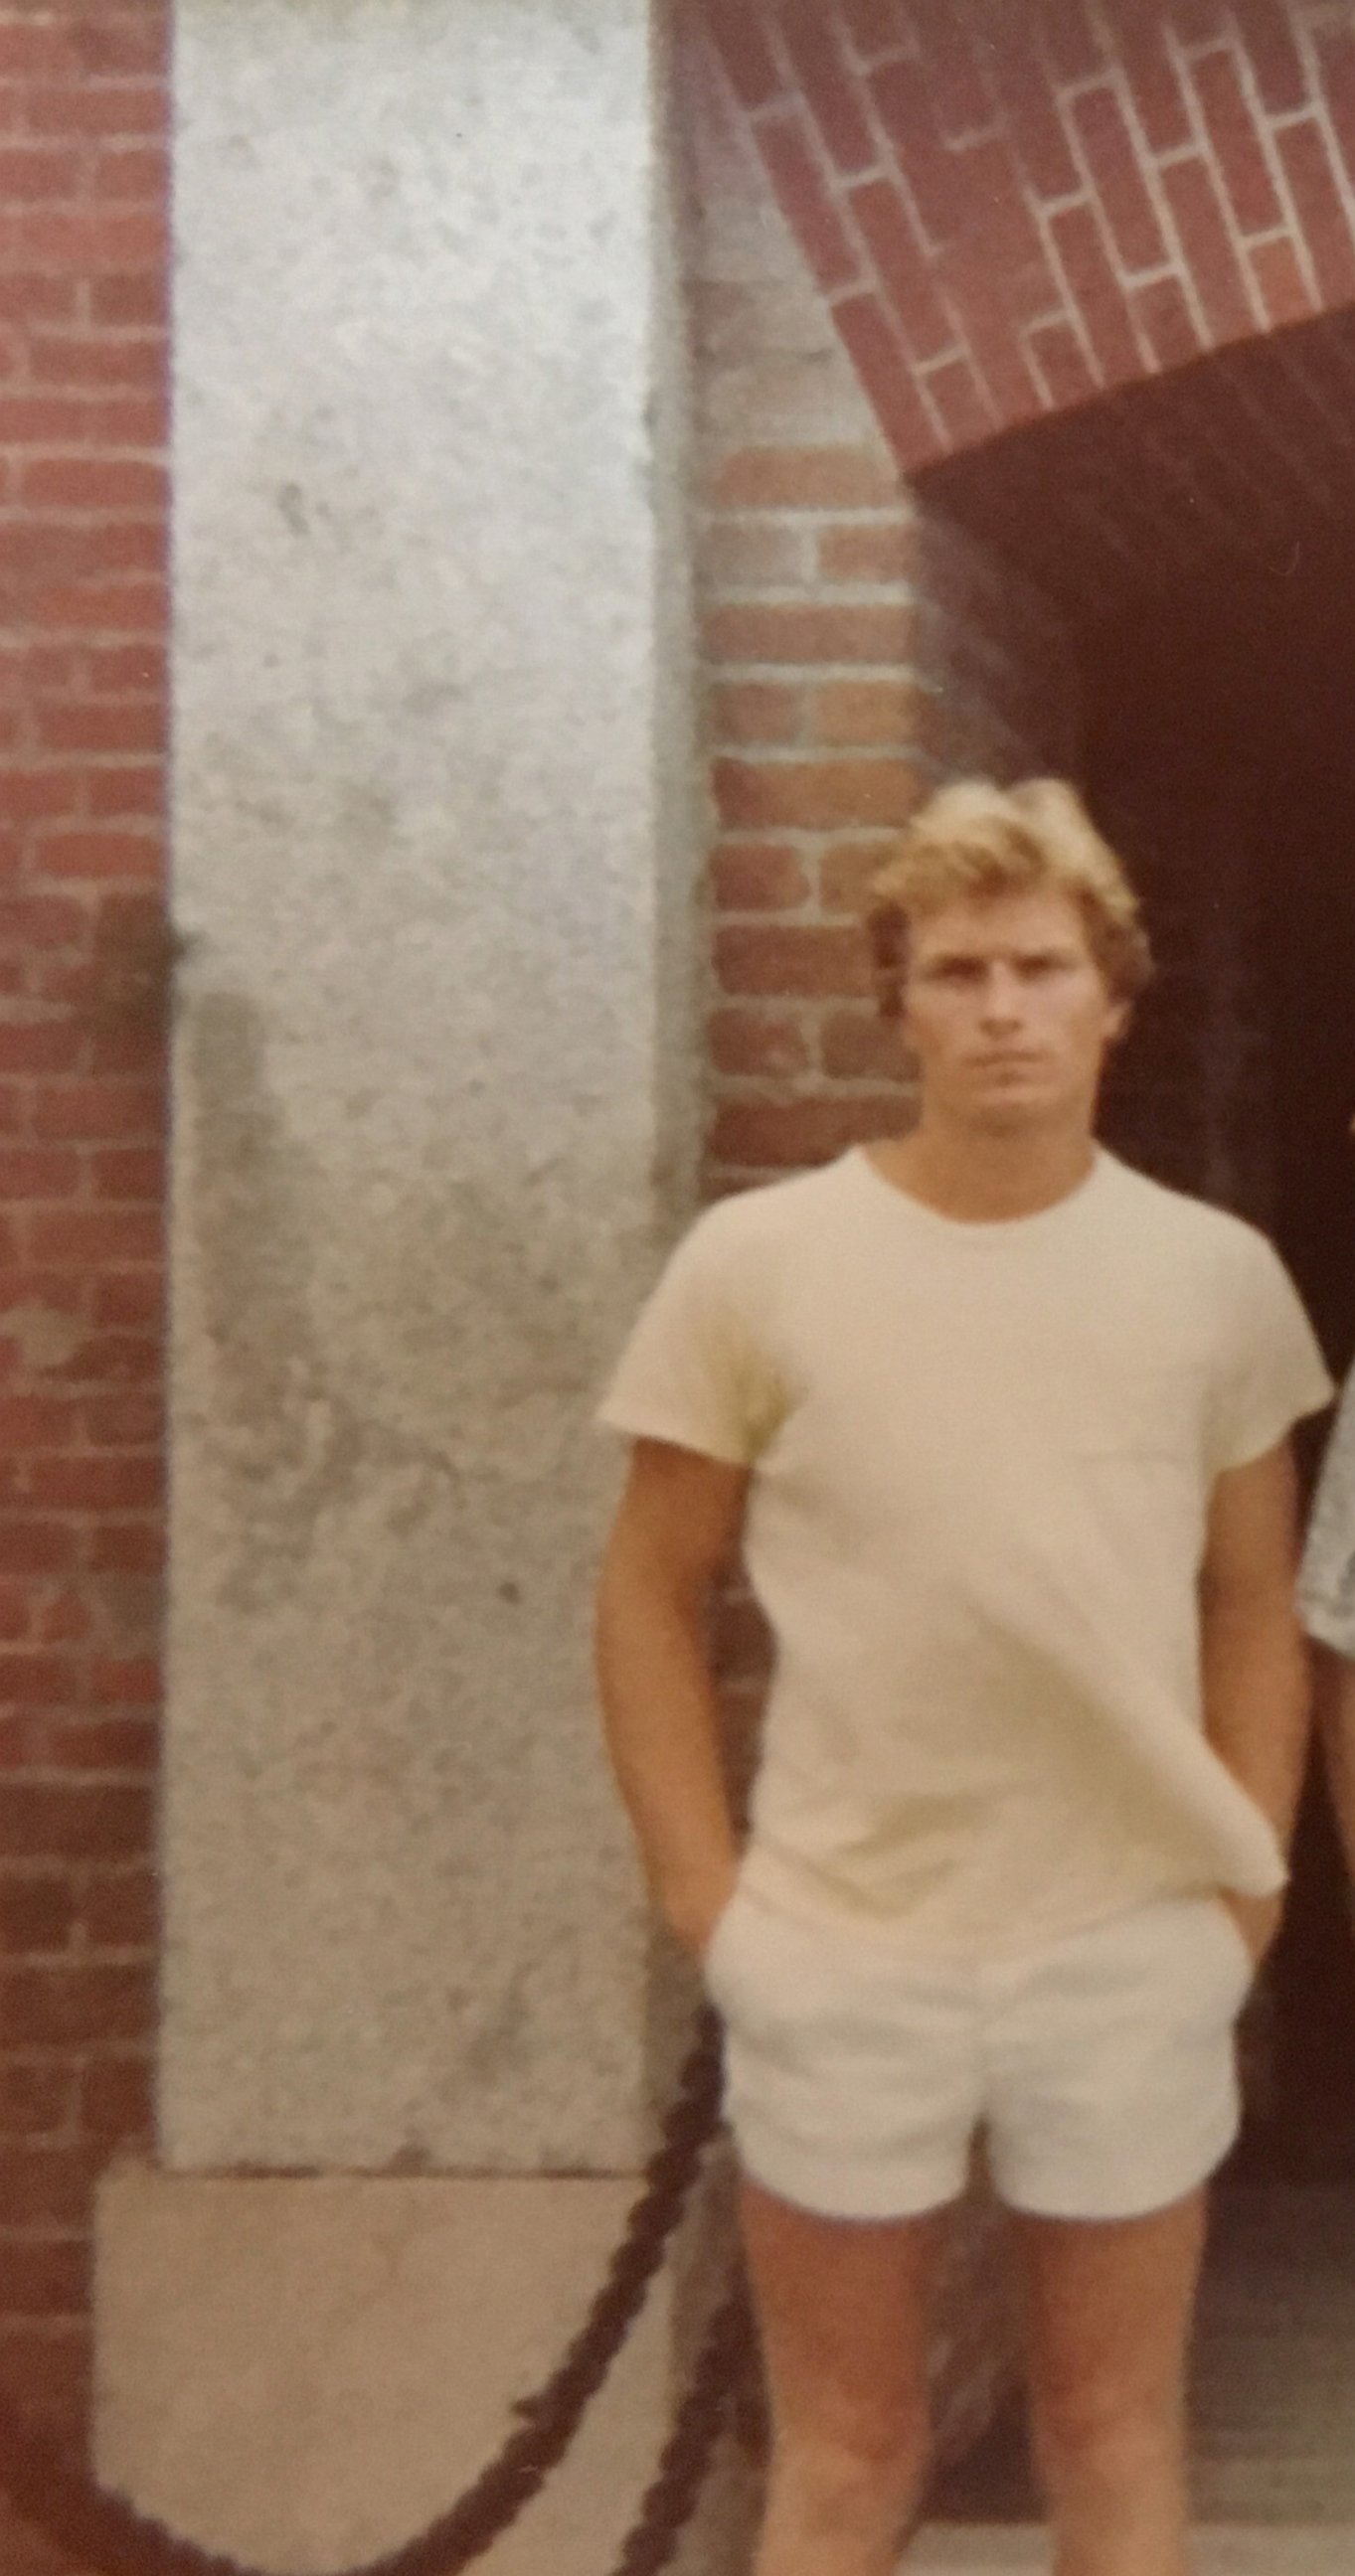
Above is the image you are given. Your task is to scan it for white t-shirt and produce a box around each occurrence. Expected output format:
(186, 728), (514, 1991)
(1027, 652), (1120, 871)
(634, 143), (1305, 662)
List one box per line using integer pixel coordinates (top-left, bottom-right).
(599, 1148), (1334, 1956)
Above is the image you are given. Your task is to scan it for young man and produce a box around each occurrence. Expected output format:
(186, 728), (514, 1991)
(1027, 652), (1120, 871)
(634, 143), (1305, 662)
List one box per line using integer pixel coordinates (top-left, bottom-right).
(594, 779), (1332, 2576)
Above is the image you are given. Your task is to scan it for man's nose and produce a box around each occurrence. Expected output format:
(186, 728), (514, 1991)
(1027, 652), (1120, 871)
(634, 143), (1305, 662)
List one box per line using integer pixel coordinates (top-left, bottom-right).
(979, 964), (1023, 1019)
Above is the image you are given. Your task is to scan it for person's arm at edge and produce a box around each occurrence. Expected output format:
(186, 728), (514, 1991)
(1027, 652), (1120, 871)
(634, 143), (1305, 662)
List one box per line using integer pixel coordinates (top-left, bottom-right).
(1314, 1644), (1355, 1894)
(1200, 1434), (1312, 1964)
(594, 1435), (750, 1961)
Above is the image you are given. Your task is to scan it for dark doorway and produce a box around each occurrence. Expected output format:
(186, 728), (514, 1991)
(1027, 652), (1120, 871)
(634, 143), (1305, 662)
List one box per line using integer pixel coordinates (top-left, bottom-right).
(1081, 563), (1355, 2179)
(917, 330), (1355, 2180)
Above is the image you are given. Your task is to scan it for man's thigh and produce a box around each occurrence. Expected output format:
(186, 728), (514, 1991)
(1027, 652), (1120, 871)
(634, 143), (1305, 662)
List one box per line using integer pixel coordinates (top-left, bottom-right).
(1014, 2186), (1208, 2431)
(739, 2176), (951, 2446)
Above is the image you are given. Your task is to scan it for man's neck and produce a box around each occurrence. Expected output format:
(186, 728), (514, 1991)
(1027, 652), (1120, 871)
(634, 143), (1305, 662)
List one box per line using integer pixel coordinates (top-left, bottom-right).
(867, 1116), (1099, 1222)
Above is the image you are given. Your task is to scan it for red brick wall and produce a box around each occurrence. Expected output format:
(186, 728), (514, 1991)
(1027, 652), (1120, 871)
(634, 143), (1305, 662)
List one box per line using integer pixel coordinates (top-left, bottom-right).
(0, 0), (168, 2472)
(696, 0), (1355, 472)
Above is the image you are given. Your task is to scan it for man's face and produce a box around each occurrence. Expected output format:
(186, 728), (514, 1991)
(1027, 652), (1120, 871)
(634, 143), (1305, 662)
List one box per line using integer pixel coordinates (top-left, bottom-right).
(902, 886), (1127, 1134)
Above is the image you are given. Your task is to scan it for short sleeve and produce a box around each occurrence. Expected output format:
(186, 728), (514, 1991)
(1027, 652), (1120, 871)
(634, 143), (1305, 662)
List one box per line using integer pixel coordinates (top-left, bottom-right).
(1207, 1232), (1333, 1477)
(596, 1206), (786, 1467)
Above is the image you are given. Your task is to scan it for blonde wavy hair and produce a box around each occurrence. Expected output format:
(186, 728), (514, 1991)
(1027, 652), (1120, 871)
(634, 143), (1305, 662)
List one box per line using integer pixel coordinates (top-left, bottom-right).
(865, 778), (1152, 1020)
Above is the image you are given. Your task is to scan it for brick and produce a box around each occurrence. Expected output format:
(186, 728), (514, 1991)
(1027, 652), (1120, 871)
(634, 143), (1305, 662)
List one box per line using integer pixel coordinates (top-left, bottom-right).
(0, 395), (165, 447)
(87, 1521), (163, 1574)
(55, 1334), (162, 1388)
(814, 678), (928, 745)
(1230, 0), (1309, 116)
(25, 77), (166, 138)
(80, 2052), (152, 2139)
(0, 2145), (103, 2226)
(0, 894), (87, 950)
(708, 682), (803, 747)
(711, 447), (901, 510)
(0, 1782), (151, 1864)
(715, 755), (922, 831)
(709, 1009), (812, 1080)
(25, 1455), (161, 1512)
(701, 520), (810, 588)
(0, 1396), (78, 1445)
(88, 1659), (159, 1708)
(33, 830), (161, 880)
(1131, 276), (1203, 372)
(0, 2242), (90, 2318)
(73, 9), (169, 78)
(1160, 157), (1260, 343)
(30, 331), (166, 393)
(0, 1653), (76, 1706)
(1069, 84), (1167, 274)
(26, 1208), (160, 1267)
(86, 644), (165, 696)
(39, 1712), (156, 1767)
(817, 519), (918, 584)
(0, 30), (78, 80)
(1249, 236), (1313, 330)
(1026, 318), (1097, 408)
(870, 57), (964, 247)
(757, 107), (860, 294)
(709, 1094), (902, 1169)
(31, 576), (167, 634)
(1050, 203), (1144, 389)
(820, 1007), (901, 1079)
(980, 20), (1081, 199)
(698, 0), (783, 111)
(1037, 0), (1104, 84)
(0, 1581), (30, 1640)
(0, 1875), (77, 1954)
(0, 146), (81, 202)
(778, 10), (876, 173)
(710, 842), (811, 910)
(1189, 48), (1283, 239)
(715, 922), (870, 999)
(848, 177), (954, 361)
(820, 837), (913, 912)
(11, 209), (167, 271)
(0, 2322), (91, 2444)
(0, 1527), (76, 1577)
(0, 273), (77, 324)
(90, 272), (167, 327)
(913, 8), (996, 144)
(88, 769), (162, 822)
(937, 242), (1045, 432)
(0, 2067), (72, 2141)
(833, 291), (942, 470)
(924, 353), (994, 448)
(36, 703), (164, 757)
(0, 769), (81, 825)
(842, 0), (902, 57)
(32, 1076), (160, 1140)
(90, 1270), (162, 1325)
(0, 1154), (79, 1204)
(90, 1146), (163, 1202)
(706, 599), (918, 665)
(92, 144), (169, 203)
(80, 1871), (156, 1952)
(20, 452), (164, 517)
(0, 1024), (81, 1076)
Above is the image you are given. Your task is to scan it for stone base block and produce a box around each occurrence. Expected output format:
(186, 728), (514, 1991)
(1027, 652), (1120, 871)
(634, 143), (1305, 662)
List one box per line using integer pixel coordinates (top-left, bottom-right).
(94, 2162), (676, 2576)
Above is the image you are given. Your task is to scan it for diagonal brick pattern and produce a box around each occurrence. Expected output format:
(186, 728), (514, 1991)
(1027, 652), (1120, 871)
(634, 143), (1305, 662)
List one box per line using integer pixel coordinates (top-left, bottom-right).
(696, 0), (1355, 470)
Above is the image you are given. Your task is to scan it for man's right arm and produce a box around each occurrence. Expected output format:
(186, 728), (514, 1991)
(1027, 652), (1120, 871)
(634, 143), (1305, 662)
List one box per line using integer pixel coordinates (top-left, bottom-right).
(594, 1435), (750, 1961)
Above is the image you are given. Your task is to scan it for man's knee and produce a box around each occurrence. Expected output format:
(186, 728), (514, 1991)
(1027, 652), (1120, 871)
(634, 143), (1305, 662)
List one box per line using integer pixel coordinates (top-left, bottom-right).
(769, 2408), (932, 2535)
(1032, 2378), (1181, 2489)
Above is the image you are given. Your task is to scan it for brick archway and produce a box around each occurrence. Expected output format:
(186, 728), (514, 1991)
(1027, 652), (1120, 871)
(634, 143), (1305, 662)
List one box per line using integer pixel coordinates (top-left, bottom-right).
(697, 0), (1355, 471)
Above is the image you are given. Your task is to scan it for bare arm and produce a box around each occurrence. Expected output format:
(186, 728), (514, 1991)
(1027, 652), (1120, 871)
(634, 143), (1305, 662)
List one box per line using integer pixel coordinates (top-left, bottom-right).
(1199, 1436), (1311, 1962)
(594, 1436), (750, 1959)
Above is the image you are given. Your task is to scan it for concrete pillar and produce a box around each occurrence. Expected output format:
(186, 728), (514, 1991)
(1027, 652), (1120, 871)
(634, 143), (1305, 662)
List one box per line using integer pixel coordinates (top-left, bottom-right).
(95, 5), (704, 2565)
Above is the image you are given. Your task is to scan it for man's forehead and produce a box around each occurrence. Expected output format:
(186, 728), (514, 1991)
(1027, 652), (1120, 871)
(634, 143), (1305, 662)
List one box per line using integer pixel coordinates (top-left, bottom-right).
(911, 888), (1090, 957)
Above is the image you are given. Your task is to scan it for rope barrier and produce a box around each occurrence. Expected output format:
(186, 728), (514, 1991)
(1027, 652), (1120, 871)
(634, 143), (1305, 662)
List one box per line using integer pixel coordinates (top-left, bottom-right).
(0, 2012), (736, 2576)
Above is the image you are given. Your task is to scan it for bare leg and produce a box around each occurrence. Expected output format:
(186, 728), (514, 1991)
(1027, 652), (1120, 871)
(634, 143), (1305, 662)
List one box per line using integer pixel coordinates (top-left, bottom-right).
(1015, 2186), (1208, 2576)
(738, 2175), (951, 2576)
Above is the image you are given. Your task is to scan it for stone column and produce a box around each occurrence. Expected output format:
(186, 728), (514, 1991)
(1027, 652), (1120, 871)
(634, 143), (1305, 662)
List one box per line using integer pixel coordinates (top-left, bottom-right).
(96, 3), (704, 2564)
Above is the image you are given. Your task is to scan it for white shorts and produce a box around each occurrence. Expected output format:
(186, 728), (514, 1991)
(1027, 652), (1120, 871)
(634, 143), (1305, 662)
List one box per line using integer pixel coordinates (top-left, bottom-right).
(704, 1885), (1255, 2222)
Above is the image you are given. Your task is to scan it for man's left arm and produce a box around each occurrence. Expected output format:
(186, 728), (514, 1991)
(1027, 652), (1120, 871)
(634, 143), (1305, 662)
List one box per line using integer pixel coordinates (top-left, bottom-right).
(1200, 1436), (1312, 1965)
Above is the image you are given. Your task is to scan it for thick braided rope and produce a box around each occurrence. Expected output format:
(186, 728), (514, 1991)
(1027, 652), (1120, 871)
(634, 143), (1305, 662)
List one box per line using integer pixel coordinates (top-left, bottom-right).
(0, 2012), (727, 2576)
